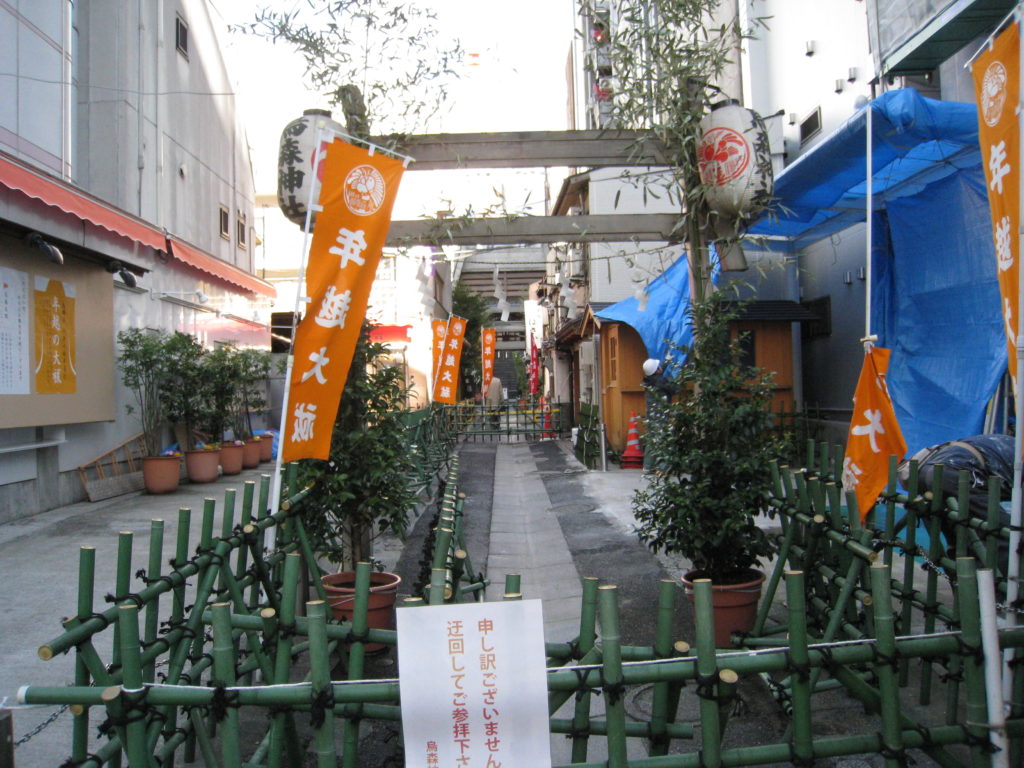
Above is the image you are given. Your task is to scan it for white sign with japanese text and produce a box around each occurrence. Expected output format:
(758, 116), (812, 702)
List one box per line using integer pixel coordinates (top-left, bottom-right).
(397, 600), (552, 768)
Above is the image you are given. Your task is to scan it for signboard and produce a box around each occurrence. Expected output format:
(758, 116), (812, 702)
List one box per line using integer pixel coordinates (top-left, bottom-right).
(0, 265), (30, 395)
(397, 600), (552, 768)
(33, 277), (76, 394)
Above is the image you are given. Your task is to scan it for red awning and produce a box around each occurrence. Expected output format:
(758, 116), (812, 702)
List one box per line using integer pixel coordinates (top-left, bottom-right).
(0, 153), (166, 251)
(166, 237), (276, 298)
(369, 324), (412, 343)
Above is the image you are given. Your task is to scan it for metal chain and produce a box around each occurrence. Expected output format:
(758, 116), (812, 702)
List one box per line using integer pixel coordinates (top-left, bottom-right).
(871, 537), (957, 586)
(14, 704), (69, 747)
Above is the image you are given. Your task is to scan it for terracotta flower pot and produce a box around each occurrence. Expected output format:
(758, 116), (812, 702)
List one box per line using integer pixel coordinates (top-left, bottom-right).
(185, 449), (220, 483)
(322, 571), (402, 653)
(220, 443), (244, 475)
(681, 569), (765, 648)
(241, 439), (261, 468)
(142, 455), (181, 494)
(259, 434), (274, 462)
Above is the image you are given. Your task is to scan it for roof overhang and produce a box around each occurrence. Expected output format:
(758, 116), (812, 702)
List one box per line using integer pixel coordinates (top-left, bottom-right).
(0, 151), (275, 298)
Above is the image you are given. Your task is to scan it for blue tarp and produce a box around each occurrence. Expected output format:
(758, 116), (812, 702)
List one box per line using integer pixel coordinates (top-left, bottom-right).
(594, 253), (719, 364)
(748, 89), (982, 251)
(749, 88), (1004, 455)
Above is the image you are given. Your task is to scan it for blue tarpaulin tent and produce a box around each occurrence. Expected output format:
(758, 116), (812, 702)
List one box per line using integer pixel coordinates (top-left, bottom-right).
(594, 254), (720, 366)
(749, 89), (1004, 454)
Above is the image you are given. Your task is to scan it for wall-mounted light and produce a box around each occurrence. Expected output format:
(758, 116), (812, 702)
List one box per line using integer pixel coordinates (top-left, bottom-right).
(805, 40), (816, 57)
(847, 67), (858, 83)
(788, 112), (798, 125)
(26, 232), (63, 265)
(834, 79), (845, 94)
(105, 260), (138, 288)
(843, 271), (853, 285)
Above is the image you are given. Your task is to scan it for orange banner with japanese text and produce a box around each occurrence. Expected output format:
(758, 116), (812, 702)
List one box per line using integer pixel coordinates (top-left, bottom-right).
(432, 319), (447, 385)
(431, 315), (467, 405)
(972, 22), (1020, 397)
(841, 346), (907, 520)
(283, 138), (405, 462)
(481, 328), (496, 389)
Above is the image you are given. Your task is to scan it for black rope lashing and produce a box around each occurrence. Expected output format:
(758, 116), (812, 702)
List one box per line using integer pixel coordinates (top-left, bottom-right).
(103, 591), (145, 608)
(309, 684), (336, 729)
(208, 683), (240, 723)
(602, 680), (627, 706)
(59, 753), (104, 768)
(570, 667), (600, 701)
(693, 670), (720, 701)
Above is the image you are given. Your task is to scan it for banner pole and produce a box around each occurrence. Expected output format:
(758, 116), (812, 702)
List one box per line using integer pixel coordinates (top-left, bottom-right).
(1006, 12), (1024, 703)
(267, 122), (331, 550)
(865, 101), (873, 341)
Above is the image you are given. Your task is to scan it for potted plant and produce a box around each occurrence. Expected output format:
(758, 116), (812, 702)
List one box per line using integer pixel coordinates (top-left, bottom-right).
(203, 344), (244, 475)
(160, 332), (220, 483)
(632, 288), (784, 647)
(232, 347), (272, 468)
(117, 328), (180, 494)
(298, 324), (418, 644)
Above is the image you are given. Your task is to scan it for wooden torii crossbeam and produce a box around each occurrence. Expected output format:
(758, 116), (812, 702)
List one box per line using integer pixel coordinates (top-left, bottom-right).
(370, 129), (679, 247)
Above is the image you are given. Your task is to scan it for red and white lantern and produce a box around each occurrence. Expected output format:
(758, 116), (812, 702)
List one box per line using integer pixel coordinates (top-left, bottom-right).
(276, 108), (346, 227)
(697, 100), (773, 270)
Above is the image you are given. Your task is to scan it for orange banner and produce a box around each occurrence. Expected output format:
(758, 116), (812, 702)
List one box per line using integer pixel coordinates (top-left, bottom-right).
(283, 138), (405, 462)
(432, 315), (467, 405)
(841, 346), (907, 520)
(972, 22), (1020, 396)
(432, 318), (447, 386)
(481, 327), (496, 389)
(33, 278), (76, 394)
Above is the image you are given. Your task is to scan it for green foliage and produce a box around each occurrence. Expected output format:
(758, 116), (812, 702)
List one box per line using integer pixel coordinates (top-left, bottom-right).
(117, 328), (170, 457)
(298, 323), (418, 569)
(580, 0), (767, 286)
(632, 288), (783, 583)
(232, 348), (272, 441)
(452, 282), (490, 396)
(160, 332), (209, 451)
(243, 1), (463, 135)
(202, 345), (242, 444)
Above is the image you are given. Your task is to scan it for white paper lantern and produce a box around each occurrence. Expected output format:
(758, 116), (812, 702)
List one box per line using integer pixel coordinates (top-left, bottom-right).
(697, 101), (773, 220)
(277, 109), (346, 227)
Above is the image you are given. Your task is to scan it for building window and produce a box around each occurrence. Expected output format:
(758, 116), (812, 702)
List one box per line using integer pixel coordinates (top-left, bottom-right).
(219, 206), (230, 240)
(802, 296), (832, 340)
(236, 212), (247, 249)
(799, 107), (822, 145)
(175, 16), (189, 59)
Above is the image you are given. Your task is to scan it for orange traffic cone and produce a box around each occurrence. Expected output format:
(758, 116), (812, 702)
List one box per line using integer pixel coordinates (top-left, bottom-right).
(620, 412), (644, 469)
(541, 404), (556, 439)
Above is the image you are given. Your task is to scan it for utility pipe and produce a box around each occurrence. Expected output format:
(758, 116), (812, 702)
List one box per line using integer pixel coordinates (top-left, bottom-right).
(978, 568), (1010, 767)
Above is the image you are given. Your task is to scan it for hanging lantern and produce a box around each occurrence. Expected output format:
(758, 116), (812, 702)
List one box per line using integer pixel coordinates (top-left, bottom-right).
(697, 100), (774, 271)
(277, 108), (346, 227)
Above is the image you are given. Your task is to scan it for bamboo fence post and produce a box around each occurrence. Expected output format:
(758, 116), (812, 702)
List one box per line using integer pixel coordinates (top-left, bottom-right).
(211, 602), (243, 768)
(882, 457), (898, 568)
(716, 669), (739, 738)
(308, 600), (339, 768)
(920, 466), (945, 706)
(569, 577), (599, 763)
(898, 461), (921, 686)
(955, 471), (970, 560)
(71, 546), (96, 764)
(869, 562), (904, 768)
(985, 477), (1003, 572)
(785, 571), (814, 765)
(648, 579), (677, 756)
(598, 585), (629, 768)
(268, 553), (304, 768)
(108, 531), (133, 768)
(236, 481), (255, 588)
(693, 579), (723, 768)
(143, 520), (164, 684)
(955, 558), (990, 768)
(116, 604), (152, 767)
(341, 563), (374, 768)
